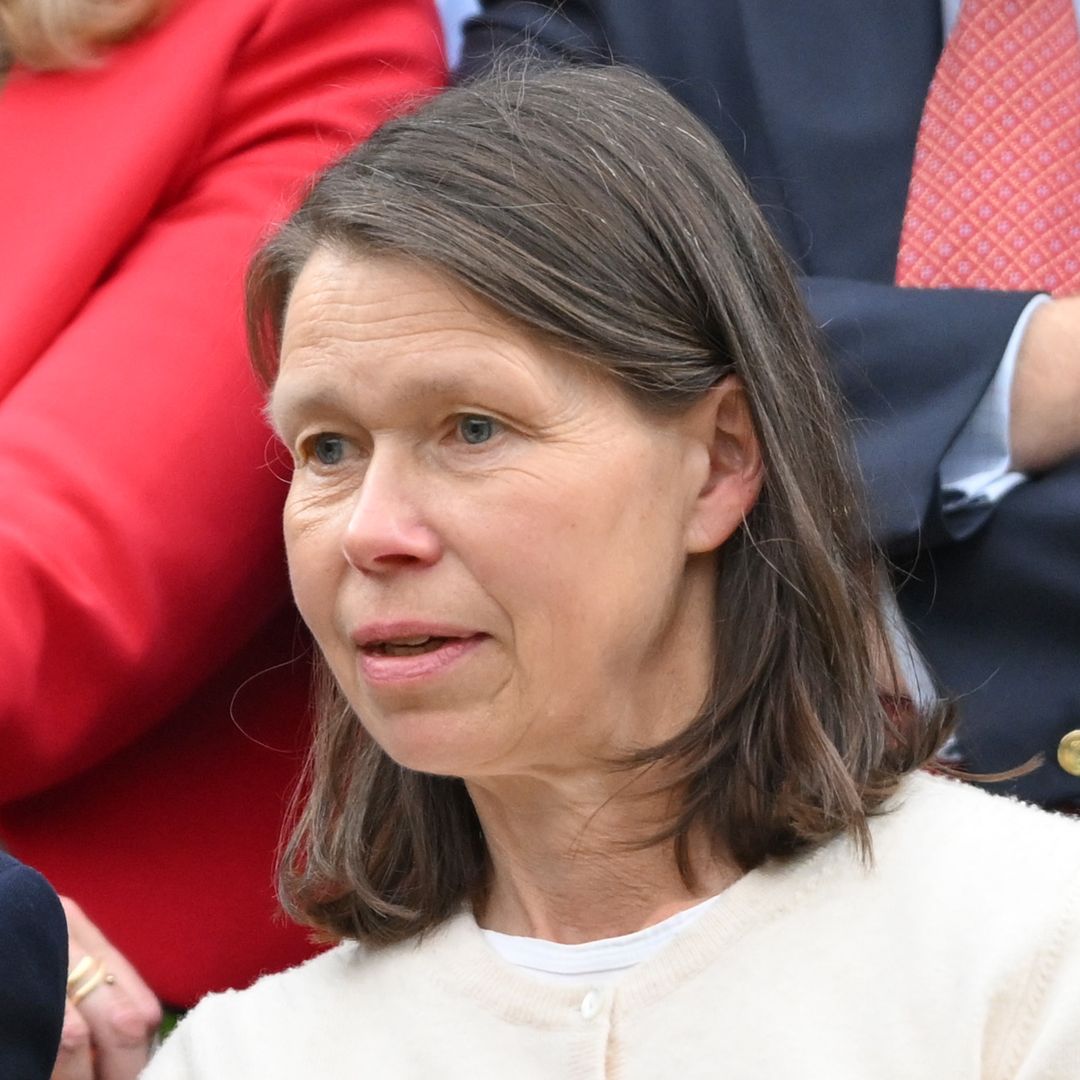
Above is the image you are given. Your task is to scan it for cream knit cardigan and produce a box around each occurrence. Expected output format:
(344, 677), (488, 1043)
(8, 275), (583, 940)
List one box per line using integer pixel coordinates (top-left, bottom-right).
(144, 775), (1080, 1079)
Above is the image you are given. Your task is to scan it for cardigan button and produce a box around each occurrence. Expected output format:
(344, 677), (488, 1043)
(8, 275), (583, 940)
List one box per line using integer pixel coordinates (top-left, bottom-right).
(1058, 730), (1080, 777)
(580, 989), (603, 1020)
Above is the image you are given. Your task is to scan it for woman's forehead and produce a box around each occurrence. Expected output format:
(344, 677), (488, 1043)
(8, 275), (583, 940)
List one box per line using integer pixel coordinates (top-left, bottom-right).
(270, 251), (607, 428)
(281, 250), (492, 347)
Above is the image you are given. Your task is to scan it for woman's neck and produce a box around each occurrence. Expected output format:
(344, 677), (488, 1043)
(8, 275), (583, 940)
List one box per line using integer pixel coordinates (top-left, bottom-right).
(468, 770), (742, 943)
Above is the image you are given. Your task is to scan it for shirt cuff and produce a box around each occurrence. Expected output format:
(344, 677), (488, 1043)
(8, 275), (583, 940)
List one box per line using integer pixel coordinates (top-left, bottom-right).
(939, 294), (1048, 516)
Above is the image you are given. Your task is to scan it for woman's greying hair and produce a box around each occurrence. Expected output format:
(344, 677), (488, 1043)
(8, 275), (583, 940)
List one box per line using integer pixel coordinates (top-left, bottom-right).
(247, 63), (953, 946)
(0, 0), (165, 70)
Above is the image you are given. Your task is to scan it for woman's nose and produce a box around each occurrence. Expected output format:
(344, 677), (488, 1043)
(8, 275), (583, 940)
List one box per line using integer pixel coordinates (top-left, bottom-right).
(341, 454), (442, 573)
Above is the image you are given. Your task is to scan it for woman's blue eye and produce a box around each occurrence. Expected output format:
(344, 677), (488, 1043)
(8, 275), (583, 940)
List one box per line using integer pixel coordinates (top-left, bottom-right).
(457, 415), (497, 445)
(311, 434), (346, 466)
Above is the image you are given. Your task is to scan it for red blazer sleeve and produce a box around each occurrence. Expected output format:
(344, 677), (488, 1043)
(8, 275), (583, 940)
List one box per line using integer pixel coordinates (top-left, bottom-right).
(0, 0), (445, 801)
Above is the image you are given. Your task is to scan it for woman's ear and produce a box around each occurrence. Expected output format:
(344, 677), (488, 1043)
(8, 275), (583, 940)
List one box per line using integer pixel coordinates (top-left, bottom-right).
(683, 376), (763, 555)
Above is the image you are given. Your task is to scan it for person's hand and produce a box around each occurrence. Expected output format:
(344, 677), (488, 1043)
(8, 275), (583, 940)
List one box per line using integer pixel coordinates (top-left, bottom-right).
(52, 897), (163, 1080)
(1011, 295), (1080, 473)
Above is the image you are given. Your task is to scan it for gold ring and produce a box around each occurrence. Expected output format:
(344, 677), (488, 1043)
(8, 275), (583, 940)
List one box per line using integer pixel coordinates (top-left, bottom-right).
(69, 959), (114, 1006)
(66, 955), (96, 992)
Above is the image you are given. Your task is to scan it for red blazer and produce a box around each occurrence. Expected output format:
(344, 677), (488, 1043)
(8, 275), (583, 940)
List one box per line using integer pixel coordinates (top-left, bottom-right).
(0, 0), (444, 1007)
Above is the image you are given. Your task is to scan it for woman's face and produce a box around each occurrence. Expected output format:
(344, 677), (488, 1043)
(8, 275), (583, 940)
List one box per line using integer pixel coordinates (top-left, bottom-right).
(270, 250), (740, 781)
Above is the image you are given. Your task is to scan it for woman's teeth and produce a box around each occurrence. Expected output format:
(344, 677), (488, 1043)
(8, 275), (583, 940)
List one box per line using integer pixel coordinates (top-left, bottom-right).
(375, 637), (446, 656)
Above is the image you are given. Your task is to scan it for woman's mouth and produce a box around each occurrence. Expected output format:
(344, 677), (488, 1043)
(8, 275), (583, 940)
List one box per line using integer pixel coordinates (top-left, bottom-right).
(354, 630), (487, 684)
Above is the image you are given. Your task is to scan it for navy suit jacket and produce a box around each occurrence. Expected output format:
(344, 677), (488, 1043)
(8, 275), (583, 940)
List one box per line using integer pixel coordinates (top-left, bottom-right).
(0, 852), (67, 1080)
(460, 0), (1080, 804)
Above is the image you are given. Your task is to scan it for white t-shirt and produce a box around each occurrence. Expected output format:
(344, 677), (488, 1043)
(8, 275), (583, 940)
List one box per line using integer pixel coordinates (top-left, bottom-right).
(482, 895), (720, 984)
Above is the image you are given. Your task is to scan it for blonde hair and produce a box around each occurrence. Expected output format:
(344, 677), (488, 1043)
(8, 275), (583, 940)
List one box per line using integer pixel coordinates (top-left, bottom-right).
(0, 0), (167, 70)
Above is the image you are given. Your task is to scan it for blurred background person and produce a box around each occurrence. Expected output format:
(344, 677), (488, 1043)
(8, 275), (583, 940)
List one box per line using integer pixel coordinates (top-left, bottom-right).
(0, 852), (66, 1080)
(0, 0), (444, 1076)
(459, 0), (1080, 810)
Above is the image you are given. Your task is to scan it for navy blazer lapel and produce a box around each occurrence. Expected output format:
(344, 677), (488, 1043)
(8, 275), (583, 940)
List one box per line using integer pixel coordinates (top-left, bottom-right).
(736, 0), (942, 280)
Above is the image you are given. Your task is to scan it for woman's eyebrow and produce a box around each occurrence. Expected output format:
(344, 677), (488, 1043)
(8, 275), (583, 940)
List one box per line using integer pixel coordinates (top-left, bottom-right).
(263, 384), (351, 436)
(394, 371), (499, 404)
(264, 367), (530, 435)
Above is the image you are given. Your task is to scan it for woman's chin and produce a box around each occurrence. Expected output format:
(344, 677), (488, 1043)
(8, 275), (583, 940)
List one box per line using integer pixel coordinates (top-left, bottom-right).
(360, 708), (510, 780)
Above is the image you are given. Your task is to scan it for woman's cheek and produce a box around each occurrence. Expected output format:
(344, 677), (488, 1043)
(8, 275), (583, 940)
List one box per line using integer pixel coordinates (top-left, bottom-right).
(285, 554), (324, 638)
(284, 500), (344, 624)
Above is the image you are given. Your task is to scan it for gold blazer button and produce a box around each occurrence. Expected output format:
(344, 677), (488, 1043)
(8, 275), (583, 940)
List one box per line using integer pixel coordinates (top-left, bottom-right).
(1057, 730), (1080, 777)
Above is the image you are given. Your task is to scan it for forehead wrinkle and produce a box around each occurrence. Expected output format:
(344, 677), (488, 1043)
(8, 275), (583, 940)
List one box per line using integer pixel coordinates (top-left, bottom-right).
(286, 247), (543, 359)
(282, 323), (558, 415)
(284, 271), (536, 371)
(289, 252), (474, 329)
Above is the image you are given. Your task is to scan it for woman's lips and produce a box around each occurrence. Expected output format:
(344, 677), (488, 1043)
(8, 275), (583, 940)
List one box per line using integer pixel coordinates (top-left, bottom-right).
(356, 633), (487, 685)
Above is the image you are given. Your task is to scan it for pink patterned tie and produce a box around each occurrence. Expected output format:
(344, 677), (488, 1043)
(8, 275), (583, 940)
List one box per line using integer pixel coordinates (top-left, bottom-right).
(896, 0), (1080, 294)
